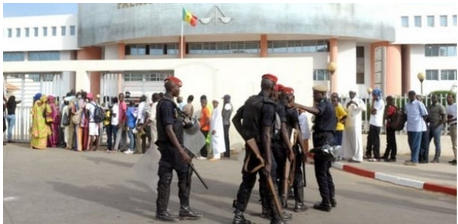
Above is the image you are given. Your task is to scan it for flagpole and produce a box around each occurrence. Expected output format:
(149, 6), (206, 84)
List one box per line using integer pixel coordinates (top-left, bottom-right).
(181, 19), (184, 59)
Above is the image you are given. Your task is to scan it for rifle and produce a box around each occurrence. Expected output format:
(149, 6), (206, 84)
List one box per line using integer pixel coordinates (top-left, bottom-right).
(282, 129), (297, 207)
(185, 148), (209, 190)
(245, 138), (284, 219)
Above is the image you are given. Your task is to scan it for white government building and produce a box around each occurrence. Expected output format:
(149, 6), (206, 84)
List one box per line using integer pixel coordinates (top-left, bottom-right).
(3, 3), (457, 142)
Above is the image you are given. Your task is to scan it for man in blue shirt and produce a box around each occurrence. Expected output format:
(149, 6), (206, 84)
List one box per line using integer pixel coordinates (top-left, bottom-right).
(404, 91), (428, 166)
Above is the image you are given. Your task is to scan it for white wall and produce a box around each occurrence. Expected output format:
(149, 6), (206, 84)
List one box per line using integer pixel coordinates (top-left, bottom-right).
(335, 40), (357, 96)
(3, 14), (78, 52)
(103, 44), (120, 60)
(409, 45), (457, 94)
(4, 57), (314, 151)
(393, 3), (457, 44)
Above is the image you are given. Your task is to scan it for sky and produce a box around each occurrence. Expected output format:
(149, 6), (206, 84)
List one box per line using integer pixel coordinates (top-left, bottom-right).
(3, 3), (78, 17)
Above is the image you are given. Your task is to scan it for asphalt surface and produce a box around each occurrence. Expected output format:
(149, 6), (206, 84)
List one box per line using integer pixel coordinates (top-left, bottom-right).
(3, 143), (457, 224)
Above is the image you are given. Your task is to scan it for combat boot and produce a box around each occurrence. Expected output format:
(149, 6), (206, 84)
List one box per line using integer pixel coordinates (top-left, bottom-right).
(313, 202), (332, 212)
(233, 210), (252, 224)
(330, 198), (337, 208)
(293, 187), (308, 212)
(156, 211), (179, 222)
(179, 206), (202, 220)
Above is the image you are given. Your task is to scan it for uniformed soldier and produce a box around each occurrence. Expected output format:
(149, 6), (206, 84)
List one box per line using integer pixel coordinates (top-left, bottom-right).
(232, 74), (287, 224)
(155, 76), (202, 222)
(281, 87), (308, 212)
(294, 85), (337, 212)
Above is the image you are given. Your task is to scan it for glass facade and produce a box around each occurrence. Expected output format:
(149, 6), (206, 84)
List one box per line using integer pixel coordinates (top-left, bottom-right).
(268, 40), (328, 53)
(28, 51), (60, 61)
(3, 52), (25, 61)
(188, 41), (260, 54)
(425, 44), (457, 57)
(123, 71), (172, 82)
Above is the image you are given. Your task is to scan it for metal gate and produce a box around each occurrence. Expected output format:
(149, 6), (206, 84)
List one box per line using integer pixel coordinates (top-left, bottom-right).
(101, 70), (173, 104)
(3, 73), (64, 142)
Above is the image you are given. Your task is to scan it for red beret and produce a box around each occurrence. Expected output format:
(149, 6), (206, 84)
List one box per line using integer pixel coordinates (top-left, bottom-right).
(262, 74), (278, 85)
(165, 76), (182, 87)
(274, 84), (284, 91)
(87, 93), (94, 99)
(282, 87), (294, 95)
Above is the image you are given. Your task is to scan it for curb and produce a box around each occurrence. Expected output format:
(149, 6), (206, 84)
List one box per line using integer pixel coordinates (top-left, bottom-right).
(332, 162), (457, 196)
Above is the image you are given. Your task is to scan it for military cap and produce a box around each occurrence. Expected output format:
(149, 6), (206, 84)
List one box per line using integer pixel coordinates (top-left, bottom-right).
(165, 76), (182, 87)
(262, 74), (278, 85)
(312, 85), (328, 92)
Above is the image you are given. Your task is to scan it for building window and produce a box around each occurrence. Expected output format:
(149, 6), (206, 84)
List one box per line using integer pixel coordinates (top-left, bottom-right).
(34, 27), (38, 37)
(441, 70), (457, 80)
(425, 44), (457, 57)
(7, 28), (12, 38)
(127, 44), (147, 55)
(28, 51), (60, 61)
(453, 15), (457, 26)
(61, 26), (66, 36)
(401, 16), (409, 27)
(25, 28), (29, 37)
(165, 43), (178, 55)
(313, 69), (330, 81)
(427, 15), (435, 27)
(16, 28), (21, 37)
(267, 40), (328, 53)
(426, 70), (439, 80)
(414, 16), (422, 27)
(70, 25), (76, 35)
(440, 15), (448, 27)
(3, 52), (25, 61)
(43, 27), (48, 37)
(123, 73), (143, 81)
(356, 46), (365, 84)
(145, 71), (172, 81)
(52, 26), (57, 36)
(187, 41), (260, 54)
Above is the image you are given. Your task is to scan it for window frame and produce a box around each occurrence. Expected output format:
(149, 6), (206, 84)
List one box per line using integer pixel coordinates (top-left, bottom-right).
(43, 27), (48, 37)
(52, 26), (57, 36)
(61, 26), (66, 36)
(414, 16), (422, 27)
(425, 69), (439, 81)
(401, 16), (409, 27)
(25, 28), (30, 37)
(7, 28), (12, 38)
(440, 15), (448, 27)
(427, 15), (435, 27)
(70, 25), (76, 36)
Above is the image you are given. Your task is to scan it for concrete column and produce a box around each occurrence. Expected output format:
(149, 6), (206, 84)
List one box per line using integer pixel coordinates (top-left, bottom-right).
(117, 43), (125, 94)
(401, 45), (411, 95)
(77, 46), (102, 95)
(329, 38), (338, 92)
(75, 70), (89, 92)
(260, 34), (268, 57)
(178, 36), (186, 59)
(385, 44), (402, 96)
(370, 41), (389, 89)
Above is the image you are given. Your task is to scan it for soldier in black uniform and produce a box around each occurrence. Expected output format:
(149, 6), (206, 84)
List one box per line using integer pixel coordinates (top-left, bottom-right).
(155, 76), (202, 222)
(281, 87), (308, 212)
(232, 74), (287, 224)
(294, 85), (337, 212)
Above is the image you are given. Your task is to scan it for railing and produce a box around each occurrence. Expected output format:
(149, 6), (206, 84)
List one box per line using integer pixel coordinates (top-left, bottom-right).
(340, 94), (453, 135)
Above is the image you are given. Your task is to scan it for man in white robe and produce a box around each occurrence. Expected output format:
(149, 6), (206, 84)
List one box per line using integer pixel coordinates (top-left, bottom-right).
(209, 100), (225, 161)
(342, 88), (366, 162)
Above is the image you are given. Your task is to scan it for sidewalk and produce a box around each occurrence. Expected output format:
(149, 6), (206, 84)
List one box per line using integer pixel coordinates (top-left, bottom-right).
(333, 155), (457, 196)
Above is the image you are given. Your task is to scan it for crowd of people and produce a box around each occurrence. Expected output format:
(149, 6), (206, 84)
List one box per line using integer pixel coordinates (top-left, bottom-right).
(332, 89), (457, 166)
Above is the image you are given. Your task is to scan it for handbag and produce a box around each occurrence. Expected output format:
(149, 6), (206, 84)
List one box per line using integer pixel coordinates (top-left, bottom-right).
(62, 110), (70, 126)
(44, 106), (53, 124)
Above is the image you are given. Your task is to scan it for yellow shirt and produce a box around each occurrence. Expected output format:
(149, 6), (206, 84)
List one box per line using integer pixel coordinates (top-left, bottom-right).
(335, 104), (347, 131)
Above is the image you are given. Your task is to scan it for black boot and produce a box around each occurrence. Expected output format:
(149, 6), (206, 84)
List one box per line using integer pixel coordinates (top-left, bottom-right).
(313, 202), (331, 212)
(156, 211), (179, 222)
(330, 198), (337, 208)
(179, 206), (202, 220)
(233, 210), (252, 224)
(293, 187), (308, 212)
(156, 172), (178, 222)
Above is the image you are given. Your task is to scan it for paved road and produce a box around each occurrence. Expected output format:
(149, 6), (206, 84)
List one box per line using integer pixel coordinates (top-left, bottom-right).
(3, 144), (457, 224)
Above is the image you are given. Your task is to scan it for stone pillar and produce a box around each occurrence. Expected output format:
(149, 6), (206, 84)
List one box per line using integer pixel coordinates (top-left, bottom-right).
(385, 44), (402, 96)
(260, 34), (268, 57)
(76, 46), (102, 94)
(329, 38), (338, 92)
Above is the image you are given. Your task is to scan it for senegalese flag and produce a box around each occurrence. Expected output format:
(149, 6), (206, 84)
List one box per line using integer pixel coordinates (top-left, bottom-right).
(182, 7), (198, 27)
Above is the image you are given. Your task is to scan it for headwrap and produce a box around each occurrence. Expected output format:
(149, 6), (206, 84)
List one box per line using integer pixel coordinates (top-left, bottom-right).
(40, 95), (48, 103)
(33, 93), (42, 102)
(372, 88), (382, 98)
(48, 95), (55, 104)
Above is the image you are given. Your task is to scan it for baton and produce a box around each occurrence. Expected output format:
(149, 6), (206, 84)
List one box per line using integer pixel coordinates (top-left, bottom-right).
(185, 148), (209, 190)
